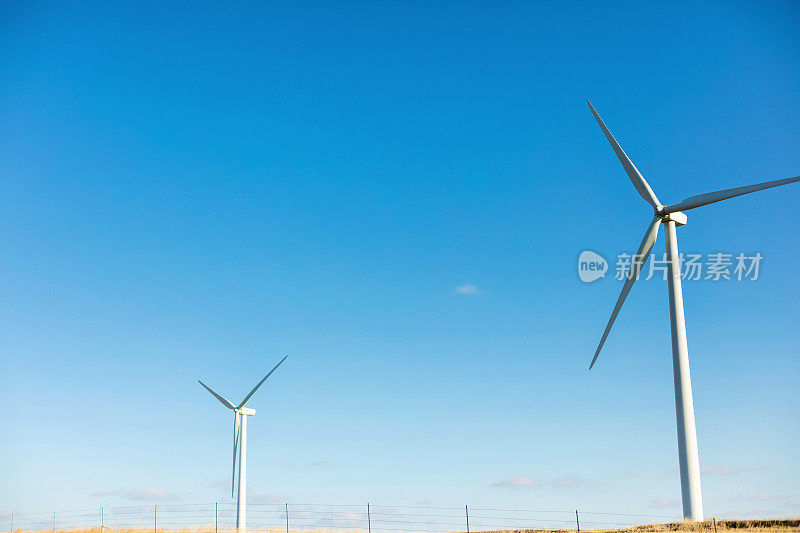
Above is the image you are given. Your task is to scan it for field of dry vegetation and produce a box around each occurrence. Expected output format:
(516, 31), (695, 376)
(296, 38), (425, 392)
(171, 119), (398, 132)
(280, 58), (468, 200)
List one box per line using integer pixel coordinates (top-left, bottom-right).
(575, 520), (800, 533)
(489, 519), (800, 533)
(11, 520), (800, 533)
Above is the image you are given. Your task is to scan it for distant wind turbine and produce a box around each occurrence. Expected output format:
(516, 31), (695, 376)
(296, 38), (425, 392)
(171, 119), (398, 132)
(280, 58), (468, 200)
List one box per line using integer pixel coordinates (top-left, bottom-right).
(199, 356), (288, 533)
(586, 101), (799, 521)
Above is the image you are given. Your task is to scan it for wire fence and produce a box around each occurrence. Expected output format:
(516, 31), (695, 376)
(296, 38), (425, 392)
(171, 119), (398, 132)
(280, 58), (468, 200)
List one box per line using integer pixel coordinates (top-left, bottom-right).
(1, 504), (688, 533)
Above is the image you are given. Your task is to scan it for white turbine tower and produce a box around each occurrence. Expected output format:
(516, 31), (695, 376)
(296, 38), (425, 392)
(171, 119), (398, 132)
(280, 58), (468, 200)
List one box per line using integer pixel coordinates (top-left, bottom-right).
(199, 355), (288, 533)
(586, 101), (799, 521)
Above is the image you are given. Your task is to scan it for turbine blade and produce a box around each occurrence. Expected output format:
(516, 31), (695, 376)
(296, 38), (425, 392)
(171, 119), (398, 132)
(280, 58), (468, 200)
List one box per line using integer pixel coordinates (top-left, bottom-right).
(237, 355), (288, 409)
(587, 101), (662, 210)
(232, 412), (240, 498)
(590, 215), (661, 369)
(199, 380), (236, 410)
(662, 175), (800, 213)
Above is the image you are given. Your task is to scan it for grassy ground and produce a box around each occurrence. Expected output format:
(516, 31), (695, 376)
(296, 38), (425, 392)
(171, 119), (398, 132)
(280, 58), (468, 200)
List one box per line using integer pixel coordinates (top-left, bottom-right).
(8, 522), (800, 533)
(484, 519), (800, 533)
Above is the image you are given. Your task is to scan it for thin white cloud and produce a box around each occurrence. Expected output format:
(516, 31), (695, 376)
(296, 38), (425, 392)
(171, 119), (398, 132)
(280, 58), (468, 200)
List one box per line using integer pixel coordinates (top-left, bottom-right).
(729, 493), (786, 503)
(649, 497), (680, 509)
(552, 476), (584, 488)
(494, 474), (596, 490)
(455, 284), (482, 295)
(248, 491), (286, 504)
(702, 464), (767, 476)
(702, 464), (735, 476)
(304, 461), (333, 469)
(208, 478), (230, 490)
(492, 475), (540, 488)
(720, 494), (796, 518)
(91, 488), (180, 502)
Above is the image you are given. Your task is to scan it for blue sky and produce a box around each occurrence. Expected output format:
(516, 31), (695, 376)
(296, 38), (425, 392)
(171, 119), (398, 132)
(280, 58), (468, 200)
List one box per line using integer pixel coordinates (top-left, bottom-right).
(1, 0), (799, 521)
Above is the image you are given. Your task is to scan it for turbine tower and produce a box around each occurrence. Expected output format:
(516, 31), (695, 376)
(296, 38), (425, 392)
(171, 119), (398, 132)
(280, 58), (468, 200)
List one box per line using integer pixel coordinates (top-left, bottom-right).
(199, 356), (288, 533)
(586, 101), (799, 521)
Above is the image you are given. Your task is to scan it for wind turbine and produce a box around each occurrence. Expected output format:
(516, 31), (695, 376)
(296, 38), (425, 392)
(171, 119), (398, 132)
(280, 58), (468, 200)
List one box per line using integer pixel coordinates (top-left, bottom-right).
(199, 356), (288, 533)
(586, 101), (799, 521)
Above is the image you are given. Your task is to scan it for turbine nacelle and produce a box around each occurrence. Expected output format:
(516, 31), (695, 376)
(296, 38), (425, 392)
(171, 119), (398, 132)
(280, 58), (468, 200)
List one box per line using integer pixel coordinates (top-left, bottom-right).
(661, 211), (687, 226)
(237, 407), (256, 416)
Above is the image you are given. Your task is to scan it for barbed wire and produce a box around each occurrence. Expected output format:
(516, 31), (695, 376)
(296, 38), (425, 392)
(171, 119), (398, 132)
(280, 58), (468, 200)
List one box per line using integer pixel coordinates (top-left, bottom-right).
(0, 502), (692, 533)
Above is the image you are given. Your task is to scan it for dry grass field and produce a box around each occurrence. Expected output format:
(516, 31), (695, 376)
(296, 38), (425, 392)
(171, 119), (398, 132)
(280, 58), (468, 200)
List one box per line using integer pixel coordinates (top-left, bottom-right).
(487, 519), (800, 533)
(8, 521), (800, 533)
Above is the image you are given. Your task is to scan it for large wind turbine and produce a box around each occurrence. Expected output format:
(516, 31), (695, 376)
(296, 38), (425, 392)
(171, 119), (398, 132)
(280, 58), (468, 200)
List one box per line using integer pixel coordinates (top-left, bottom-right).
(199, 356), (288, 533)
(586, 101), (799, 521)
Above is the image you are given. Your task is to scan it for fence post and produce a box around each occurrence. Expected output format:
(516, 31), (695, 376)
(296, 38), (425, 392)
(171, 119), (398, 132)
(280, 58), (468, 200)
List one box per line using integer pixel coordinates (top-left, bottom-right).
(215, 503), (218, 533)
(576, 510), (580, 532)
(285, 503), (289, 533)
(101, 507), (104, 529)
(10, 513), (13, 533)
(154, 505), (157, 533)
(367, 503), (371, 533)
(713, 518), (717, 533)
(465, 505), (469, 533)
(53, 511), (56, 533)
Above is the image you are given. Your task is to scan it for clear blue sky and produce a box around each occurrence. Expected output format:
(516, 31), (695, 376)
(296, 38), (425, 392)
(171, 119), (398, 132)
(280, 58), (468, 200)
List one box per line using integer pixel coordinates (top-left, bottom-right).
(1, 0), (799, 521)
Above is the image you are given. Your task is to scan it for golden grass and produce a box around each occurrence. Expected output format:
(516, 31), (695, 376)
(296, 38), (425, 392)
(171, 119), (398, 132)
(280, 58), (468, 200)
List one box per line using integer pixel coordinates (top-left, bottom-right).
(7, 522), (800, 533)
(479, 519), (800, 533)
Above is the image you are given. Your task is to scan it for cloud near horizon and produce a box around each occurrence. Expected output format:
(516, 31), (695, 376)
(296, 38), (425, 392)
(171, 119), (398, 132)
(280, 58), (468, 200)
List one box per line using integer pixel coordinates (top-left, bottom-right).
(91, 488), (180, 502)
(493, 475), (590, 490)
(701, 464), (767, 476)
(729, 493), (787, 503)
(649, 497), (681, 509)
(304, 461), (333, 469)
(551, 476), (584, 488)
(492, 475), (540, 488)
(247, 491), (286, 504)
